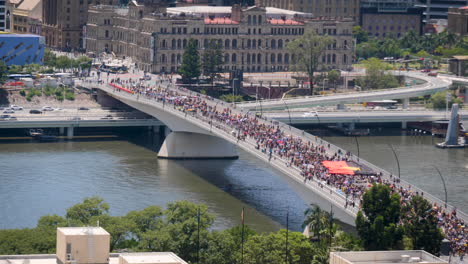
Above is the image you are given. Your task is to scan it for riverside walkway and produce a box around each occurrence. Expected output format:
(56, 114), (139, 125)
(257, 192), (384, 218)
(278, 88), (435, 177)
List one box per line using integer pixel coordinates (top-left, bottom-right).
(84, 80), (467, 255)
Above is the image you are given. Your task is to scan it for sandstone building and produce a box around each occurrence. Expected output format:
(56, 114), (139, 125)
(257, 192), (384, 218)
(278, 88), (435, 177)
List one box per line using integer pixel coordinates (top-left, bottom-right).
(86, 2), (354, 73)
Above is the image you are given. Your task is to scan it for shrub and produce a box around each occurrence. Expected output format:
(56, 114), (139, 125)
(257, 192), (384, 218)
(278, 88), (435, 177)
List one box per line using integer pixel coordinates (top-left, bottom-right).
(19, 90), (26, 96)
(65, 92), (75, 101)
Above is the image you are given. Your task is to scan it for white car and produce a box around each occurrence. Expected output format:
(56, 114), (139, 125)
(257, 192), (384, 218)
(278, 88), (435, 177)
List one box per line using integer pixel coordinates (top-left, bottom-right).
(42, 106), (54, 111)
(10, 105), (23, 111)
(302, 111), (319, 117)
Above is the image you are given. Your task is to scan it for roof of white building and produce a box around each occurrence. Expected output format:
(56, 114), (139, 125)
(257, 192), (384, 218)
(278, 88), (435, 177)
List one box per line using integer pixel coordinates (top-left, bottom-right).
(166, 6), (308, 16)
(120, 253), (187, 264)
(57, 227), (110, 236)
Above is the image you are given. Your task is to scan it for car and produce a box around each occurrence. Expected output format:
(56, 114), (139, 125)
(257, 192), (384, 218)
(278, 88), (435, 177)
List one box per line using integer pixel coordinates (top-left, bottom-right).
(428, 72), (438, 77)
(386, 105), (398, 110)
(30, 109), (42, 114)
(10, 105), (23, 110)
(78, 107), (90, 110)
(0, 114), (11, 120)
(421, 69), (431, 73)
(3, 109), (15, 114)
(71, 117), (81, 121)
(8, 116), (17, 121)
(42, 106), (54, 111)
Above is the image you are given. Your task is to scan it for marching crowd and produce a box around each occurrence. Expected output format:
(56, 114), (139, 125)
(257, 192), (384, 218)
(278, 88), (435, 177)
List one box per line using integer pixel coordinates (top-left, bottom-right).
(109, 77), (467, 256)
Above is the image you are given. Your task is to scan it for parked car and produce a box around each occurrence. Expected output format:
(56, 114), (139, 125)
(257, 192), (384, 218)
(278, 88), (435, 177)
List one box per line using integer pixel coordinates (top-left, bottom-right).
(3, 109), (15, 114)
(78, 107), (90, 111)
(10, 105), (23, 110)
(42, 106), (54, 111)
(30, 109), (42, 114)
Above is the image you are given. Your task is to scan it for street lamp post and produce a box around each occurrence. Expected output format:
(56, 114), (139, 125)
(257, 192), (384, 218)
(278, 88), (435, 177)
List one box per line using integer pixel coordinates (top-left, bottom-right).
(433, 166), (448, 208)
(269, 81), (272, 100)
(389, 144), (401, 179)
(282, 100), (292, 126)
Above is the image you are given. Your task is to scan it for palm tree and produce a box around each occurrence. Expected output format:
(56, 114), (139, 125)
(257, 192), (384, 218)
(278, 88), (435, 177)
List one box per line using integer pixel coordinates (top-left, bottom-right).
(303, 204), (332, 242)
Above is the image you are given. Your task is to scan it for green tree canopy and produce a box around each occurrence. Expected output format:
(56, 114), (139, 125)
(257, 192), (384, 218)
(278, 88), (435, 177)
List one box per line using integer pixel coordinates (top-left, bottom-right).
(179, 39), (201, 82)
(430, 91), (463, 110)
(356, 58), (399, 90)
(65, 196), (110, 224)
(353, 26), (369, 44)
(356, 184), (404, 250)
(287, 30), (333, 95)
(202, 39), (224, 83)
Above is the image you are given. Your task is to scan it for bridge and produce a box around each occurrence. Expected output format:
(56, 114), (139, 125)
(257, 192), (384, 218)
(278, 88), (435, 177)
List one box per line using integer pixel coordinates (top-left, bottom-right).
(0, 110), (162, 138)
(237, 71), (452, 110)
(266, 109), (468, 125)
(80, 81), (468, 232)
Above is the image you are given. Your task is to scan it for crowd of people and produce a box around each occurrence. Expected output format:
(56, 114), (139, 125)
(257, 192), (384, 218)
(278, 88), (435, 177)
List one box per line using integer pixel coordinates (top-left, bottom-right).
(108, 77), (467, 256)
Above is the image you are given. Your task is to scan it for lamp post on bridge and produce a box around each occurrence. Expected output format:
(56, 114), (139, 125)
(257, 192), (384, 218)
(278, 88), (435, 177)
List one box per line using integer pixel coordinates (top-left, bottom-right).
(433, 166), (448, 208)
(388, 144), (401, 179)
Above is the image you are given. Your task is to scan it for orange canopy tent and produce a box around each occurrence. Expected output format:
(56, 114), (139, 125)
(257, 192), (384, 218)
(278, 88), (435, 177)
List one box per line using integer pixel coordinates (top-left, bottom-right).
(322, 161), (360, 175)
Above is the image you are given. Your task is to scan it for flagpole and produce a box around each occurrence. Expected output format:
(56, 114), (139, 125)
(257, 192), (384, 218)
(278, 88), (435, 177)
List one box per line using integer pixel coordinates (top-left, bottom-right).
(241, 207), (245, 264)
(285, 207), (289, 264)
(197, 207), (200, 264)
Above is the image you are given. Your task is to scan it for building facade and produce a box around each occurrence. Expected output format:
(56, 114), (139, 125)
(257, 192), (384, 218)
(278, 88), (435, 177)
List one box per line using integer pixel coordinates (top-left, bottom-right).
(361, 6), (423, 38)
(417, 0), (468, 23)
(448, 6), (468, 35)
(86, 4), (354, 73)
(256, 0), (359, 22)
(12, 0), (42, 35)
(41, 0), (119, 51)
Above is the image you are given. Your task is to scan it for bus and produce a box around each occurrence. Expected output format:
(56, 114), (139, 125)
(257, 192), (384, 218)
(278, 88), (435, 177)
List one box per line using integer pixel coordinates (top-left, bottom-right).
(7, 74), (33, 80)
(364, 100), (398, 109)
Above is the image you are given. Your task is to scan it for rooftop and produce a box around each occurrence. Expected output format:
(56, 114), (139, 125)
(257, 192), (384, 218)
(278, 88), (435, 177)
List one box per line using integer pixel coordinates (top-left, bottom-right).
(330, 251), (447, 264)
(166, 6), (308, 16)
(57, 227), (110, 236)
(16, 0), (41, 11)
(120, 253), (187, 264)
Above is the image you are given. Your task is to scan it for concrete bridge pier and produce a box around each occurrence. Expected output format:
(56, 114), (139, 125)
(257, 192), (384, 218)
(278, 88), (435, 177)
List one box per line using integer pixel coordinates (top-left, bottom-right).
(402, 121), (408, 129)
(348, 122), (355, 130)
(158, 132), (238, 159)
(59, 127), (65, 135)
(337, 102), (346, 110)
(403, 98), (410, 109)
(67, 126), (74, 139)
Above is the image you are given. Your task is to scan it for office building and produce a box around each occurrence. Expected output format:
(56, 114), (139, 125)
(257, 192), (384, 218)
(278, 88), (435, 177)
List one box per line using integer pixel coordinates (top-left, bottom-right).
(417, 0), (468, 23)
(41, 0), (119, 51)
(448, 6), (468, 35)
(360, 0), (423, 37)
(330, 250), (447, 264)
(12, 0), (42, 34)
(86, 3), (354, 73)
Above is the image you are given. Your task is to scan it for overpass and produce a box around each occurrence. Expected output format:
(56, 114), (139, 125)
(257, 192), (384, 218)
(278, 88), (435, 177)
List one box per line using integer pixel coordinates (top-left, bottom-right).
(237, 71), (452, 110)
(266, 110), (468, 125)
(81, 82), (468, 230)
(0, 117), (162, 138)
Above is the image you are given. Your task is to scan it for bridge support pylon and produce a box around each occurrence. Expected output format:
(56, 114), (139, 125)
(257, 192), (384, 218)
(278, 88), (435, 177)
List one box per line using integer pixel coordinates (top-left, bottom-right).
(158, 132), (239, 159)
(403, 98), (410, 109)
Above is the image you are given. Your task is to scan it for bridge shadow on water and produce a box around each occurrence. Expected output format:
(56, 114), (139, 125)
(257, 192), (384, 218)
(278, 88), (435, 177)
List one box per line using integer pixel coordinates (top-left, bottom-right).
(124, 130), (356, 233)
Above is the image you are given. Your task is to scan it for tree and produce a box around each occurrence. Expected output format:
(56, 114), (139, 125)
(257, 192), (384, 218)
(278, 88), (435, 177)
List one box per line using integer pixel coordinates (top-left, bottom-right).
(430, 91), (463, 110)
(353, 26), (369, 44)
(179, 39), (201, 83)
(327, 70), (340, 89)
(356, 58), (399, 90)
(400, 196), (444, 254)
(126, 206), (163, 239)
(55, 56), (72, 72)
(356, 184), (404, 250)
(202, 39), (224, 83)
(287, 30), (333, 95)
(65, 196), (110, 224)
(43, 49), (57, 67)
(0, 61), (7, 83)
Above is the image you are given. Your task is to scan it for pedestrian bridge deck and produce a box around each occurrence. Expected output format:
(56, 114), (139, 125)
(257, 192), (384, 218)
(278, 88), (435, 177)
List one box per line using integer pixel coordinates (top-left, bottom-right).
(88, 82), (468, 230)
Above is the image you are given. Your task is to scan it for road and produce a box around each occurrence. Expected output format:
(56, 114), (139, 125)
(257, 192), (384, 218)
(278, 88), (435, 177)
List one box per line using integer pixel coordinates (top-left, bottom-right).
(237, 71), (452, 110)
(266, 109), (468, 124)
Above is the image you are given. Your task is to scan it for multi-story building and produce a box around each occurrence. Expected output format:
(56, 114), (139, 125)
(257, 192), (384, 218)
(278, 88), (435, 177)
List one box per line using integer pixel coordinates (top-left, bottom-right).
(448, 6), (468, 35)
(360, 0), (423, 38)
(417, 0), (468, 23)
(86, 3), (354, 74)
(12, 0), (42, 35)
(0, 0), (9, 31)
(255, 0), (359, 22)
(41, 0), (119, 51)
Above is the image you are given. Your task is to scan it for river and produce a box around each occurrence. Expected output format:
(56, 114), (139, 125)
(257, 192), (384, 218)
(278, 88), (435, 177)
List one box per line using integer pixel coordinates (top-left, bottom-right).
(0, 127), (467, 233)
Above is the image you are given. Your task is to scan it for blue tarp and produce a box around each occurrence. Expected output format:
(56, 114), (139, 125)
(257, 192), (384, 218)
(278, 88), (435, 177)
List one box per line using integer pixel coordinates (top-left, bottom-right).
(0, 34), (45, 66)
